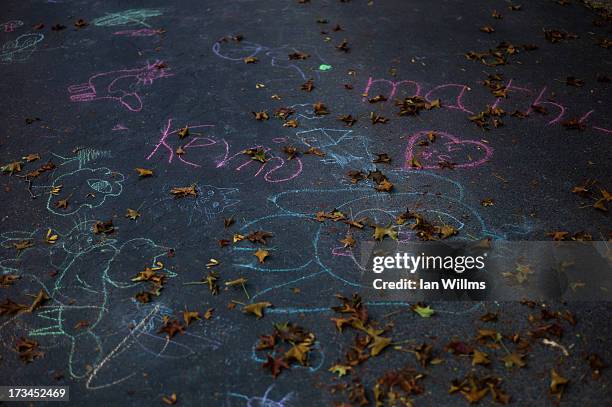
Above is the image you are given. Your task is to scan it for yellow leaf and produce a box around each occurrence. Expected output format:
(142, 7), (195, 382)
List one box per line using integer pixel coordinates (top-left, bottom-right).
(162, 393), (177, 405)
(125, 208), (140, 220)
(329, 364), (352, 377)
(373, 224), (397, 241)
(22, 153), (40, 162)
(472, 349), (490, 366)
(243, 301), (272, 319)
(369, 335), (392, 356)
(550, 369), (569, 395)
(177, 126), (189, 139)
(50, 185), (62, 195)
(135, 167), (153, 177)
(45, 229), (58, 244)
(182, 310), (200, 326)
(502, 352), (526, 369)
(254, 249), (269, 263)
(225, 277), (248, 287)
(206, 258), (220, 268)
(170, 184), (197, 198)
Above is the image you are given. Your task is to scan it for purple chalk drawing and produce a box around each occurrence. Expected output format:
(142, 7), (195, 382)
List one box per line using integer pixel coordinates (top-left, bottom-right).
(404, 130), (493, 170)
(1, 20), (23, 32)
(112, 124), (128, 131)
(112, 28), (161, 37)
(67, 60), (172, 112)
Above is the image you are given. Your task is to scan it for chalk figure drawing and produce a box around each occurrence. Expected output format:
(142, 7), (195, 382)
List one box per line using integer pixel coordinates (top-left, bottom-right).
(92, 9), (163, 28)
(231, 170), (531, 305)
(158, 183), (240, 225)
(46, 167), (124, 216)
(68, 61), (172, 112)
(0, 33), (44, 63)
(0, 221), (176, 380)
(212, 40), (330, 80)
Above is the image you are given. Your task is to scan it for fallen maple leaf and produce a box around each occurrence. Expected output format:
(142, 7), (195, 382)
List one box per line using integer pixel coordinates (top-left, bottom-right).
(125, 208), (140, 220)
(329, 364), (352, 377)
(243, 301), (272, 319)
(412, 303), (435, 318)
(550, 369), (569, 397)
(369, 335), (392, 356)
(254, 248), (269, 263)
(373, 224), (397, 241)
(472, 349), (490, 366)
(262, 354), (289, 378)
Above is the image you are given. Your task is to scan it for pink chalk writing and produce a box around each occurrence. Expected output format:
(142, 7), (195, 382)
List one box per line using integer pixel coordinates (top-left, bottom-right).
(1, 20), (23, 32)
(363, 76), (610, 134)
(146, 119), (303, 183)
(68, 60), (172, 112)
(404, 130), (493, 170)
(112, 124), (128, 131)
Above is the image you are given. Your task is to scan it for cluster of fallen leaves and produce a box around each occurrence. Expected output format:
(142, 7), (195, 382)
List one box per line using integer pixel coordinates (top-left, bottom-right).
(328, 294), (393, 379)
(397, 209), (458, 241)
(324, 294), (607, 405)
(394, 96), (441, 116)
(373, 366), (426, 405)
(257, 322), (316, 377)
(466, 41), (536, 67)
(156, 308), (214, 339)
(571, 179), (610, 212)
(449, 373), (510, 404)
(469, 105), (505, 130)
(132, 261), (168, 303)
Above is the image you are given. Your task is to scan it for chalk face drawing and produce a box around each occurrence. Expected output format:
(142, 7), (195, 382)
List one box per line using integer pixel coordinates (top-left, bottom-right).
(404, 130), (493, 170)
(296, 128), (375, 170)
(68, 61), (172, 112)
(212, 40), (330, 80)
(161, 183), (240, 225)
(0, 33), (44, 63)
(231, 171), (506, 303)
(47, 167), (124, 215)
(92, 9), (163, 28)
(1, 20), (23, 32)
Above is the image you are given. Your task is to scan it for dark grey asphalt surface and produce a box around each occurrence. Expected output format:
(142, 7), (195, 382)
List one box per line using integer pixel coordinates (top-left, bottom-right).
(0, 0), (610, 405)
